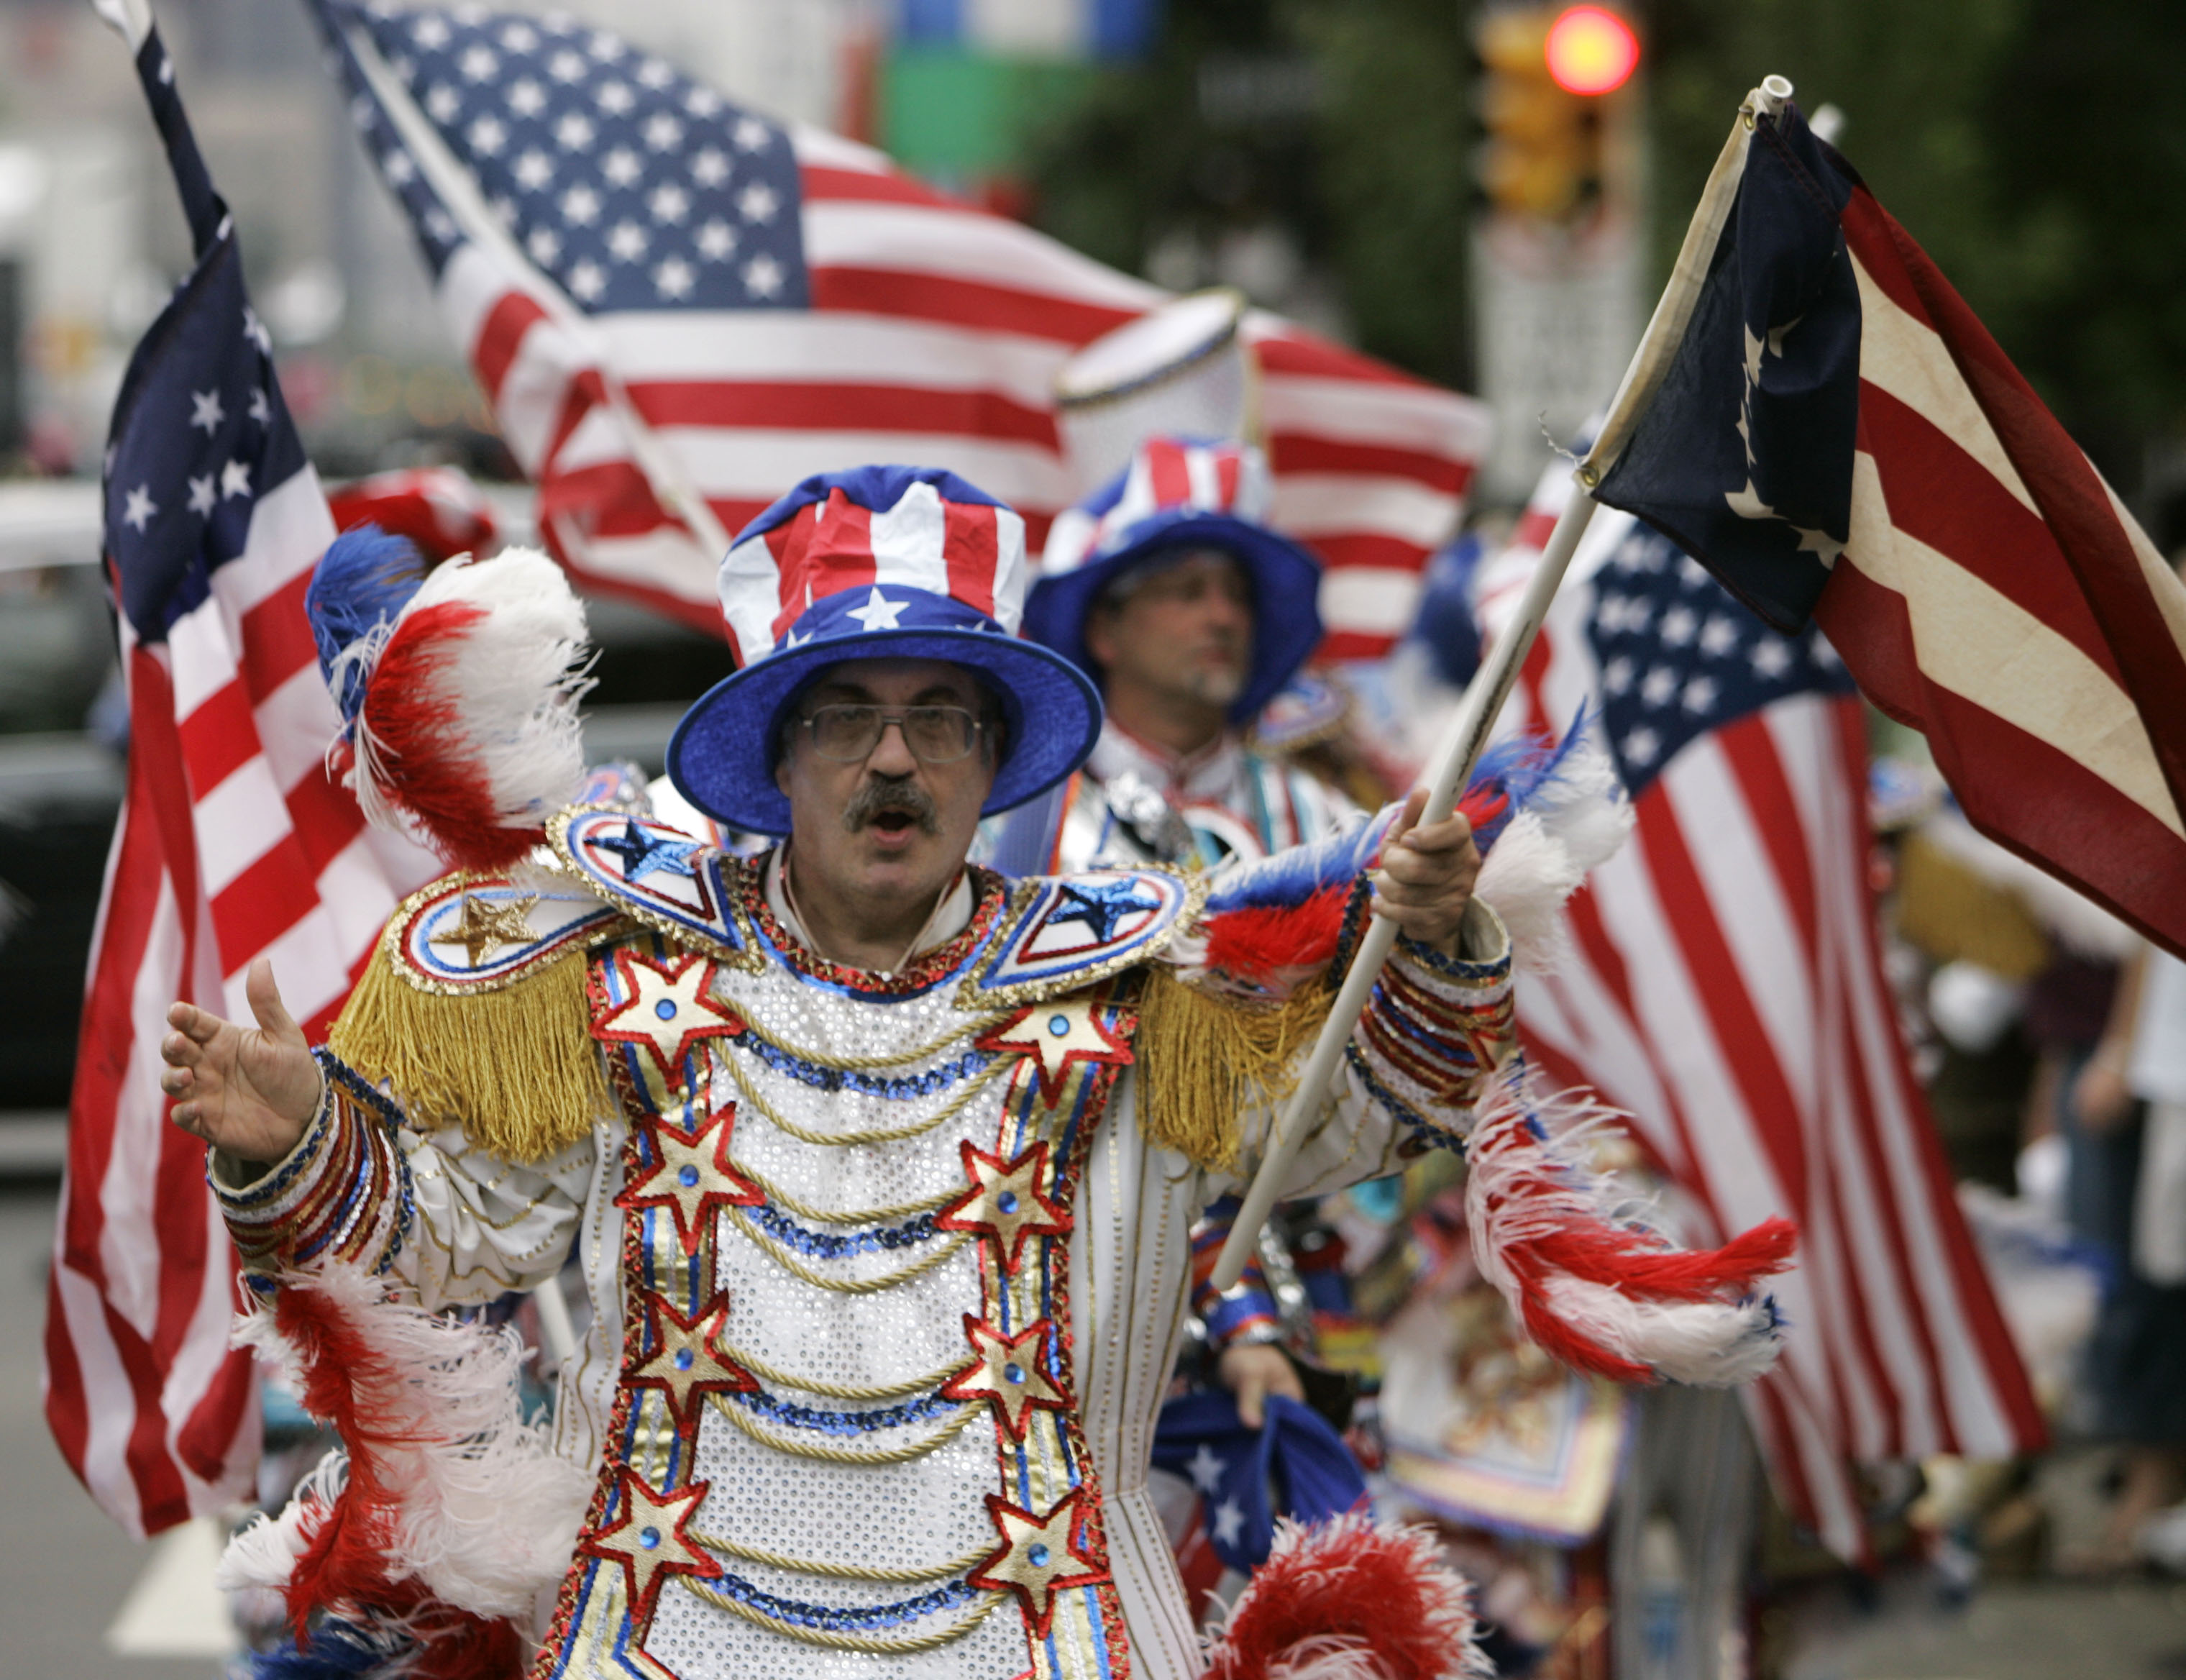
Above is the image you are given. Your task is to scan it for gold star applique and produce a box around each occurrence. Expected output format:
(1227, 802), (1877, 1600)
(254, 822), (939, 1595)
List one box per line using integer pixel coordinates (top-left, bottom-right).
(966, 1488), (1106, 1638)
(934, 1141), (1070, 1273)
(579, 1469), (721, 1630)
(616, 1101), (763, 1256)
(429, 892), (539, 968)
(977, 991), (1132, 1104)
(628, 1290), (754, 1428)
(940, 1315), (1066, 1440)
(592, 947), (742, 1075)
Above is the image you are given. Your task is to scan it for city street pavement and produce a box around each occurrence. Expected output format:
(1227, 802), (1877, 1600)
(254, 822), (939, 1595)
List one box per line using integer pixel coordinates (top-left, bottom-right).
(1, 1178), (226, 1680)
(4, 1172), (2185, 1679)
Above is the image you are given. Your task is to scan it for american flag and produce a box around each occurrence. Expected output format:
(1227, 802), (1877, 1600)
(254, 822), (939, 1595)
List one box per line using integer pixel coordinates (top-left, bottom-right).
(311, 0), (1488, 661)
(42, 25), (436, 1537)
(1478, 468), (2042, 1562)
(1588, 97), (2186, 959)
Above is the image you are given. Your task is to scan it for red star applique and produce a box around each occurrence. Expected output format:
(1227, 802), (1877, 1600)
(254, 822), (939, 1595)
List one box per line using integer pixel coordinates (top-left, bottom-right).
(628, 1289), (756, 1430)
(966, 1487), (1107, 1638)
(616, 1100), (764, 1256)
(940, 1315), (1066, 1441)
(934, 1140), (1070, 1273)
(578, 1469), (723, 1630)
(592, 947), (741, 1077)
(976, 990), (1133, 1105)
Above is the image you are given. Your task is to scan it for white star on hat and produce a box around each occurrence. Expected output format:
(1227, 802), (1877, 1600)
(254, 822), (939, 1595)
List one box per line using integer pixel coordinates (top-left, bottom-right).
(846, 587), (905, 631)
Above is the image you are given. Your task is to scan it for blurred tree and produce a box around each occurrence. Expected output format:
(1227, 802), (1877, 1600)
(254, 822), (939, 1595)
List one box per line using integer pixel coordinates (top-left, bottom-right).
(1023, 0), (1473, 389)
(1028, 0), (2186, 498)
(1649, 0), (2186, 493)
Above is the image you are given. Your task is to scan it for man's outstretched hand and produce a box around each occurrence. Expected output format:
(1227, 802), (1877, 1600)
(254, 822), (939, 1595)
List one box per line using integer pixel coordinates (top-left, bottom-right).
(160, 958), (322, 1163)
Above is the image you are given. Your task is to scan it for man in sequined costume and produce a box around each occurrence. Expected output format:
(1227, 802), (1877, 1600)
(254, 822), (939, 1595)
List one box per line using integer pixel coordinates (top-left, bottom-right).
(160, 467), (1513, 1680)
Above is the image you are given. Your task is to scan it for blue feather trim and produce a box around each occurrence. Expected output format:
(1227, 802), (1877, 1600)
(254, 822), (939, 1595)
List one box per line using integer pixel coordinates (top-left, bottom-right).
(247, 1617), (414, 1680)
(306, 524), (427, 728)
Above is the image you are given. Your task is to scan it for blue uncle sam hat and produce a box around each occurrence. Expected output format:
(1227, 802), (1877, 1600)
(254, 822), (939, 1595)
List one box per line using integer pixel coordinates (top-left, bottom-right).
(667, 465), (1102, 835)
(1023, 436), (1325, 724)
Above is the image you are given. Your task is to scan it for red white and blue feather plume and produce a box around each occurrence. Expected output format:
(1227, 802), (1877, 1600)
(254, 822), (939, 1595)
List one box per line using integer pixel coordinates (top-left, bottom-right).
(306, 526), (593, 873)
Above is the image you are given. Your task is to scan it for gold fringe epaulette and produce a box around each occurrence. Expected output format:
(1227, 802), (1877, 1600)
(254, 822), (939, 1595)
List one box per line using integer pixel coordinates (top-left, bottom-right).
(1133, 967), (1336, 1171)
(329, 926), (613, 1166)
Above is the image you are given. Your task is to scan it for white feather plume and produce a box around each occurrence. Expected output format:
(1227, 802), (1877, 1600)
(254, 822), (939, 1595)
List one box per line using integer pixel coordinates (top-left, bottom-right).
(1473, 722), (1632, 973)
(223, 1263), (593, 1622)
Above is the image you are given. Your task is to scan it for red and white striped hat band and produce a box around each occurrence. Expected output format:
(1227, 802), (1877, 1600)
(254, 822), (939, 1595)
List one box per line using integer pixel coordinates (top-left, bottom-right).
(1041, 437), (1271, 580)
(717, 467), (1028, 667)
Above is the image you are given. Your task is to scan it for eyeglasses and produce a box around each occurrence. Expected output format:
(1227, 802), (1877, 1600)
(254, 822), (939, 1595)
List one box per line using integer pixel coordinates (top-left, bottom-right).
(798, 703), (984, 763)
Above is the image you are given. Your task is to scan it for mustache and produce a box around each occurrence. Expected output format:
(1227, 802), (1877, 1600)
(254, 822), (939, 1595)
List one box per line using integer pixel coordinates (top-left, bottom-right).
(841, 775), (941, 835)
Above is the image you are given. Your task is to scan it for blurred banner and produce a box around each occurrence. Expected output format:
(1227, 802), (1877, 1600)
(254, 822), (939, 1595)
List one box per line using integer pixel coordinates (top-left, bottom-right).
(42, 15), (437, 1538)
(310, 0), (1489, 662)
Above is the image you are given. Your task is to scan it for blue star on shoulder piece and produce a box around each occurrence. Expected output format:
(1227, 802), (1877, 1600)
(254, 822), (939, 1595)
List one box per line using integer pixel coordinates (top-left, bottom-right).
(961, 869), (1196, 1005)
(391, 875), (621, 990)
(552, 806), (750, 964)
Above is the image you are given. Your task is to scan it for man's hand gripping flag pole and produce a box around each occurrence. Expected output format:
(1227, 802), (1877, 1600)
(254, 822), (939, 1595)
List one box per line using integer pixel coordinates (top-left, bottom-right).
(1208, 80), (1802, 1302)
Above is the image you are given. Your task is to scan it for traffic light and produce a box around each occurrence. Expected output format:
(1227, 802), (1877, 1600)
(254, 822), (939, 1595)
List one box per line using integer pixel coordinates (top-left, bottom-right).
(1474, 4), (1639, 224)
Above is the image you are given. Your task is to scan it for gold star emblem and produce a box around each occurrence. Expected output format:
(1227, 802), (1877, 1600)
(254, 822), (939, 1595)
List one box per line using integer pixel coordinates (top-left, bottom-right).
(591, 947), (741, 1075)
(977, 990), (1133, 1104)
(940, 1315), (1066, 1440)
(628, 1290), (754, 1428)
(615, 1100), (762, 1256)
(578, 1469), (721, 1630)
(429, 892), (539, 968)
(935, 1141), (1070, 1273)
(967, 1488), (1105, 1637)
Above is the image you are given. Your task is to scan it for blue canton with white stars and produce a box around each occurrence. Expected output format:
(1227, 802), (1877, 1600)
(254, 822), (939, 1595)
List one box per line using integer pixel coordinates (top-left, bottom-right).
(104, 39), (306, 642)
(317, 0), (808, 312)
(1588, 522), (1855, 799)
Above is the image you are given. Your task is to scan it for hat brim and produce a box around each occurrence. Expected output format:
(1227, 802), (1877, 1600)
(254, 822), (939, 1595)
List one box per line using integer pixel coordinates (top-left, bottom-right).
(664, 626), (1103, 836)
(1022, 512), (1325, 723)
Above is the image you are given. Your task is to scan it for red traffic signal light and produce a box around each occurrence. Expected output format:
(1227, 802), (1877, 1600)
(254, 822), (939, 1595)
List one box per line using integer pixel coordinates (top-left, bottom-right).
(1545, 6), (1640, 96)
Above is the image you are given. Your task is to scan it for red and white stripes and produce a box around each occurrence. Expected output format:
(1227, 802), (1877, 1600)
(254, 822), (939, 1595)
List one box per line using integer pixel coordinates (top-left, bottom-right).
(434, 120), (1488, 662)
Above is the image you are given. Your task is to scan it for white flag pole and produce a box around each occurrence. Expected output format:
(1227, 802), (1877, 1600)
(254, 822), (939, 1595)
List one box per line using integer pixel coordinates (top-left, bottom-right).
(1207, 74), (1797, 1292)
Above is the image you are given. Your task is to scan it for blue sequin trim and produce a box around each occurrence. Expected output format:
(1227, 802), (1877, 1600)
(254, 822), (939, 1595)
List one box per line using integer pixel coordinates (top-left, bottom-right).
(726, 1386), (961, 1436)
(746, 1201), (938, 1256)
(1368, 977), (1481, 1062)
(735, 1033), (992, 1099)
(698, 1569), (980, 1631)
(1396, 931), (1507, 984)
(1345, 1043), (1466, 1154)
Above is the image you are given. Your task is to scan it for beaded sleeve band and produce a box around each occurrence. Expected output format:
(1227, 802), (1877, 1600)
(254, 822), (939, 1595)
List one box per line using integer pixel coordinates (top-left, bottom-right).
(1345, 912), (1517, 1151)
(1191, 1196), (1281, 1347)
(211, 1049), (412, 1283)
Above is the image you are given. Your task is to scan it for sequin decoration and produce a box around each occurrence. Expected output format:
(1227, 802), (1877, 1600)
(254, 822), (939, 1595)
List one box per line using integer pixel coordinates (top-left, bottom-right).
(938, 1317), (1066, 1440)
(933, 1141), (1071, 1274)
(593, 947), (744, 1076)
(579, 1468), (724, 1631)
(616, 1100), (764, 1256)
(628, 1289), (755, 1428)
(975, 989), (1133, 1105)
(965, 1489), (1107, 1639)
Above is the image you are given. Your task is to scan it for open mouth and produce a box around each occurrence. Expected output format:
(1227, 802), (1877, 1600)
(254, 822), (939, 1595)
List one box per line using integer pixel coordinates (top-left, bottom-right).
(871, 811), (918, 836)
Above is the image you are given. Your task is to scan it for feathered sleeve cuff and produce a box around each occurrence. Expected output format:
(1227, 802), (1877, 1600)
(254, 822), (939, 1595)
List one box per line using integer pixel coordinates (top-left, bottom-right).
(211, 1049), (413, 1284)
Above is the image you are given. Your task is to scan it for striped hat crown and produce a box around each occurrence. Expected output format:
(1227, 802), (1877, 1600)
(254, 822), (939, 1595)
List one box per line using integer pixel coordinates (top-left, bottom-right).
(1041, 437), (1273, 581)
(669, 465), (1101, 834)
(719, 465), (1027, 664)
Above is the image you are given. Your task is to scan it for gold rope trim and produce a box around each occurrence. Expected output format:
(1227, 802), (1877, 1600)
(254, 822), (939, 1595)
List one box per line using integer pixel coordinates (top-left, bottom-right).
(705, 1389), (983, 1463)
(733, 1005), (1007, 1072)
(716, 1343), (965, 1402)
(680, 1576), (1004, 1653)
(1133, 967), (1337, 1171)
(329, 944), (607, 1163)
(726, 1206), (972, 1294)
(728, 1046), (1015, 1148)
(690, 1529), (992, 1583)
(729, 1155), (959, 1225)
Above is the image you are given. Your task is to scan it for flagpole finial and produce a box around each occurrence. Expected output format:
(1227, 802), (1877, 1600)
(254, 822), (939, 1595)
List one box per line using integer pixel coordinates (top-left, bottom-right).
(1749, 76), (1795, 124)
(90, 0), (152, 51)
